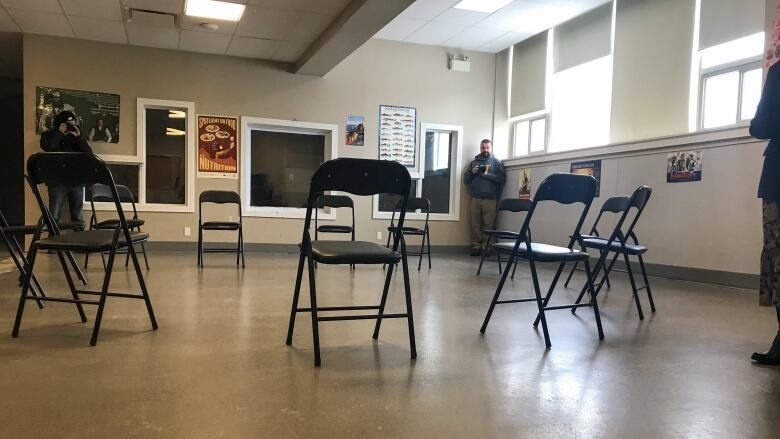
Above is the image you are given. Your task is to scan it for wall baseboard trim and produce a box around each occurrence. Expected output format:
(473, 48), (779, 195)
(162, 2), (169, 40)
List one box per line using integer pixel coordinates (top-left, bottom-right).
(145, 241), (471, 255)
(592, 258), (757, 290)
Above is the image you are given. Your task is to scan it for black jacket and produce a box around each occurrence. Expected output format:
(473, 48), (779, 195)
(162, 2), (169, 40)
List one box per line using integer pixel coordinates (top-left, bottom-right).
(464, 153), (505, 199)
(751, 63), (780, 201)
(40, 130), (93, 154)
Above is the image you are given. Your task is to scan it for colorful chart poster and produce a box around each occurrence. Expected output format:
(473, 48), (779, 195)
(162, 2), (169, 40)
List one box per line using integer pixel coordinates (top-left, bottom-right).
(570, 160), (602, 197)
(666, 150), (702, 183)
(35, 86), (120, 143)
(345, 115), (365, 146)
(519, 168), (531, 200)
(197, 115), (239, 179)
(378, 105), (416, 167)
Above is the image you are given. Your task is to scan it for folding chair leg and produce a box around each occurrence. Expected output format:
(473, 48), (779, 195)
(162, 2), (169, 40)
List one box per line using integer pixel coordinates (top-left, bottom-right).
(637, 254), (656, 312)
(528, 257), (551, 348)
(12, 244), (38, 338)
(563, 262), (578, 288)
(622, 252), (645, 320)
(480, 253), (514, 334)
(476, 236), (491, 275)
(6, 238), (46, 309)
(510, 258), (519, 279)
(601, 250), (612, 289)
(84, 252), (89, 269)
(306, 253), (321, 366)
(57, 251), (88, 323)
(239, 228), (245, 268)
(129, 243), (158, 331)
(426, 229), (432, 269)
(125, 247), (131, 268)
(372, 261), (396, 339)
(400, 246), (417, 359)
(533, 262), (567, 327)
(417, 233), (424, 271)
(90, 247), (117, 346)
(235, 229), (241, 267)
(65, 251), (87, 285)
(573, 252), (619, 313)
(582, 259), (604, 340)
(197, 228), (203, 267)
(286, 250), (307, 345)
(495, 245), (503, 273)
(141, 242), (150, 270)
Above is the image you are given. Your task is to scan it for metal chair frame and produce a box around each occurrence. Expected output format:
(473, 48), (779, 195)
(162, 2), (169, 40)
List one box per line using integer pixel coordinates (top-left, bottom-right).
(197, 190), (245, 268)
(386, 197), (432, 271)
(476, 198), (532, 277)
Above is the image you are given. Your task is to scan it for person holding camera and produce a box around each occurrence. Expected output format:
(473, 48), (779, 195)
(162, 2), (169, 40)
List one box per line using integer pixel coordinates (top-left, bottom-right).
(464, 139), (505, 256)
(40, 111), (93, 224)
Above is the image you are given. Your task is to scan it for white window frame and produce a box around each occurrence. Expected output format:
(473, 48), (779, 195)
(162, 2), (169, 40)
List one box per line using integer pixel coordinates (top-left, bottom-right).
(372, 123), (463, 222)
(510, 112), (550, 157)
(240, 116), (338, 219)
(91, 98), (195, 212)
(697, 59), (762, 131)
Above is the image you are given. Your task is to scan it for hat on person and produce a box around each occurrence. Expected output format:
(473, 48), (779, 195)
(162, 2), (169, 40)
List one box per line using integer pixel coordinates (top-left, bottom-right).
(53, 111), (77, 128)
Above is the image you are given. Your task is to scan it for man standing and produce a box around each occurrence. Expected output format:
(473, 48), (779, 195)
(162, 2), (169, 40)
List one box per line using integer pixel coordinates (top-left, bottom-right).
(40, 111), (92, 224)
(464, 139), (505, 256)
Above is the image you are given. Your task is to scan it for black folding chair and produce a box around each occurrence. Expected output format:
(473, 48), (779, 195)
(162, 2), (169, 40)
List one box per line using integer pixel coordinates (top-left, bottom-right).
(286, 158), (416, 366)
(563, 196), (631, 290)
(197, 190), (245, 268)
(13, 152), (157, 346)
(571, 186), (655, 319)
(386, 197), (431, 270)
(85, 183), (150, 270)
(480, 173), (603, 348)
(476, 198), (532, 276)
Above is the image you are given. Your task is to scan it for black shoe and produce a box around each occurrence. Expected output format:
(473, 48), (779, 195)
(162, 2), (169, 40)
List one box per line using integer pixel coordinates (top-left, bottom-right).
(470, 249), (481, 256)
(751, 330), (780, 365)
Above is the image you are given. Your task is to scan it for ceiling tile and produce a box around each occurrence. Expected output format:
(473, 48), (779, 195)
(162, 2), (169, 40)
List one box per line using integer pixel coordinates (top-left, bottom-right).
(476, 1), (538, 32)
(247, 0), (349, 15)
(179, 29), (231, 54)
(1, 0), (61, 14)
(286, 12), (332, 43)
(398, 0), (459, 21)
(226, 35), (278, 59)
(443, 26), (505, 50)
(126, 22), (179, 49)
(180, 15), (238, 35)
(122, 0), (183, 15)
(272, 40), (306, 62)
(433, 8), (488, 26)
(0, 8), (20, 32)
(62, 0), (123, 20)
(7, 9), (74, 37)
(478, 30), (533, 53)
(405, 21), (466, 46)
(236, 6), (299, 40)
(69, 15), (127, 43)
(373, 17), (427, 41)
(511, 1), (579, 34)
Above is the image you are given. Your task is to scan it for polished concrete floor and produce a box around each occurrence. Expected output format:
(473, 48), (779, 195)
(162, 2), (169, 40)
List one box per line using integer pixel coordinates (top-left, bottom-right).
(0, 251), (778, 438)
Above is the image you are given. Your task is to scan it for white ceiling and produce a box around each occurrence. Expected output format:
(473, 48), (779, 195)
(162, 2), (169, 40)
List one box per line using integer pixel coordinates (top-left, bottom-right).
(373, 0), (611, 53)
(0, 0), (351, 62)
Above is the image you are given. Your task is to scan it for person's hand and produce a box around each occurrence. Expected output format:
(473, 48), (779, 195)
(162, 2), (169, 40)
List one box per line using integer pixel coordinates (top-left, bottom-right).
(68, 126), (81, 137)
(58, 123), (68, 134)
(471, 165), (480, 174)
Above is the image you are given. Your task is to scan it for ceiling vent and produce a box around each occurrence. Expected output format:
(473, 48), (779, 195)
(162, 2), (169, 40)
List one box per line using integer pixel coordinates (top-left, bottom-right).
(126, 8), (178, 28)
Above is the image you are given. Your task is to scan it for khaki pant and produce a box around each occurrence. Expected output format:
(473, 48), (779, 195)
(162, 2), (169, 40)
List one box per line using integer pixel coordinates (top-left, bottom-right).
(470, 198), (497, 250)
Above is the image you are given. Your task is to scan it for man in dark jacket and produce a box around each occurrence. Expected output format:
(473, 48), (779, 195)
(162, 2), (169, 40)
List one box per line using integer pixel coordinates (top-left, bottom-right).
(40, 111), (93, 224)
(464, 139), (505, 255)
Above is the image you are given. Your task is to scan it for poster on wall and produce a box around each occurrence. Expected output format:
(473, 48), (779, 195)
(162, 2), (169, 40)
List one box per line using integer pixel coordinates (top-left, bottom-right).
(345, 115), (365, 146)
(197, 115), (239, 179)
(35, 86), (120, 143)
(570, 160), (601, 197)
(519, 168), (531, 200)
(666, 150), (702, 183)
(378, 105), (416, 167)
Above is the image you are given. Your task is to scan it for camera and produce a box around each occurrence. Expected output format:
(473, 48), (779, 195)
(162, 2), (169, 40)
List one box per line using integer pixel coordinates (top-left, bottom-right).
(66, 123), (78, 132)
(478, 164), (488, 173)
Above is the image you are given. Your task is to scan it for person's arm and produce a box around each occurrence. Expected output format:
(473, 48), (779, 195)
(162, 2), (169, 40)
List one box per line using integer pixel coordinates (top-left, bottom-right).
(88, 128), (95, 141)
(464, 161), (476, 184)
(74, 135), (93, 154)
(40, 131), (64, 152)
(105, 128), (112, 143)
(750, 64), (780, 140)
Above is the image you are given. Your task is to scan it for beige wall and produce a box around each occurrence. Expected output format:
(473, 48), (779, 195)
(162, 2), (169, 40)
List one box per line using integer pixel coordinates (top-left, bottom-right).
(23, 35), (498, 246)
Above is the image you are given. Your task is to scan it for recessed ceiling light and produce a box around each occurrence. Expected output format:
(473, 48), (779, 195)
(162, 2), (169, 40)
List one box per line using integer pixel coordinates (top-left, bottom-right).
(454, 0), (513, 14)
(185, 0), (245, 22)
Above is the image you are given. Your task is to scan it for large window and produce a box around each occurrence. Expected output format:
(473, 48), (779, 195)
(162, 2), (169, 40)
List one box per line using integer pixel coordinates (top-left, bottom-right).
(513, 115), (548, 156)
(240, 117), (337, 218)
(374, 123), (462, 221)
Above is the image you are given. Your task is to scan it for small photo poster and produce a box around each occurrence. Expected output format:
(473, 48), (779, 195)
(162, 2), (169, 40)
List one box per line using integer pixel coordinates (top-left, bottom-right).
(666, 150), (702, 183)
(197, 115), (239, 179)
(519, 168), (531, 200)
(570, 160), (602, 197)
(345, 115), (365, 146)
(35, 86), (120, 143)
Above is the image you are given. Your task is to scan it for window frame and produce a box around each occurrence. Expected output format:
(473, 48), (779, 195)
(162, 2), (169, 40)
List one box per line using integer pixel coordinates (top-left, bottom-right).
(697, 59), (761, 131)
(372, 122), (463, 222)
(510, 112), (550, 157)
(240, 116), (338, 219)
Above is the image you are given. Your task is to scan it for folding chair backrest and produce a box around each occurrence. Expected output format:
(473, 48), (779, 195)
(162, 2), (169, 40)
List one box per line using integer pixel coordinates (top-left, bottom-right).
(498, 198), (532, 213)
(89, 184), (140, 226)
(315, 195), (354, 209)
(623, 186), (652, 240)
(600, 196), (630, 213)
(200, 190), (241, 205)
(395, 197), (430, 213)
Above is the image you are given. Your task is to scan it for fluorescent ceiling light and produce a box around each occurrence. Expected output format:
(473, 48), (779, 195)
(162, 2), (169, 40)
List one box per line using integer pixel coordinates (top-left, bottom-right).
(168, 110), (186, 119)
(185, 0), (245, 22)
(454, 0), (513, 14)
(166, 127), (186, 136)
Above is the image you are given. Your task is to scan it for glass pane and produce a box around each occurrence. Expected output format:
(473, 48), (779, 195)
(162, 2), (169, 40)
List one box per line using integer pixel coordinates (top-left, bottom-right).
(529, 118), (546, 152)
(378, 180), (417, 212)
(740, 68), (762, 120)
(145, 108), (186, 205)
(249, 130), (324, 208)
(422, 131), (452, 214)
(702, 71), (739, 128)
(513, 120), (529, 156)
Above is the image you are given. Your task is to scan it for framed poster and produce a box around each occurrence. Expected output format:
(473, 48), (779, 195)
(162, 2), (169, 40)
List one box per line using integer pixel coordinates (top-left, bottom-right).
(197, 115), (239, 179)
(570, 160), (602, 197)
(666, 150), (702, 183)
(345, 115), (365, 146)
(35, 86), (120, 143)
(519, 168), (531, 200)
(378, 105), (416, 167)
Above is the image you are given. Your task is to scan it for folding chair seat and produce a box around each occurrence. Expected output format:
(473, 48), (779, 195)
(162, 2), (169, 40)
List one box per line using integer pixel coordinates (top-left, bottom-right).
(579, 238), (647, 255)
(386, 197), (432, 270)
(286, 158), (416, 366)
(480, 173), (603, 349)
(197, 190), (245, 268)
(86, 183), (149, 270)
(13, 152), (158, 346)
(477, 198), (532, 276)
